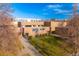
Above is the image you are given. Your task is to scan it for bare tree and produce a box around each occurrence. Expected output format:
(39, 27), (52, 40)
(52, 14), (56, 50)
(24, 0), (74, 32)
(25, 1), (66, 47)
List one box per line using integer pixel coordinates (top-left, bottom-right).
(66, 15), (79, 56)
(55, 3), (79, 56)
(0, 3), (23, 55)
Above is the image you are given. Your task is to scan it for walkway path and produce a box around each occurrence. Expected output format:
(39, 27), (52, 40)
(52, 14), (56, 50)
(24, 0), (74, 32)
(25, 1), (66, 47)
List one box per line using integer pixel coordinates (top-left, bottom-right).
(19, 36), (42, 56)
(52, 34), (69, 39)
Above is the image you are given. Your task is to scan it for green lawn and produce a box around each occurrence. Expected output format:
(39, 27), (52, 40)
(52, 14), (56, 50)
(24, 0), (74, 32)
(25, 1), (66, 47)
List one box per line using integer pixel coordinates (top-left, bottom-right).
(28, 35), (73, 56)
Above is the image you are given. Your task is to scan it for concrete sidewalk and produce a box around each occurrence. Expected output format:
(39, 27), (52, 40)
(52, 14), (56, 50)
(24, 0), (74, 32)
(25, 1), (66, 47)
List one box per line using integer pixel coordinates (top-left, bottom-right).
(52, 34), (69, 39)
(19, 36), (42, 56)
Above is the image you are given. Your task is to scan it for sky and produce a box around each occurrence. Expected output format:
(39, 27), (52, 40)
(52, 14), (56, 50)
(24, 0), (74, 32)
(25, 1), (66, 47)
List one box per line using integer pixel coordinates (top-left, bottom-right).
(12, 3), (74, 20)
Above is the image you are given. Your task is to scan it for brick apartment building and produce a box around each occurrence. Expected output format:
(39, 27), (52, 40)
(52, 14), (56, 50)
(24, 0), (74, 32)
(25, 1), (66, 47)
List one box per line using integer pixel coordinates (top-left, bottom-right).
(14, 18), (67, 37)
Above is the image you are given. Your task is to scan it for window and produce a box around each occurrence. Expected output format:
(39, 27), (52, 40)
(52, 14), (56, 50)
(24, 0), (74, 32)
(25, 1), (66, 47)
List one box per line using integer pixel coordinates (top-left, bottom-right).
(18, 22), (21, 27)
(41, 25), (44, 27)
(32, 28), (39, 32)
(40, 28), (45, 30)
(33, 25), (36, 27)
(38, 25), (40, 27)
(25, 25), (31, 27)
